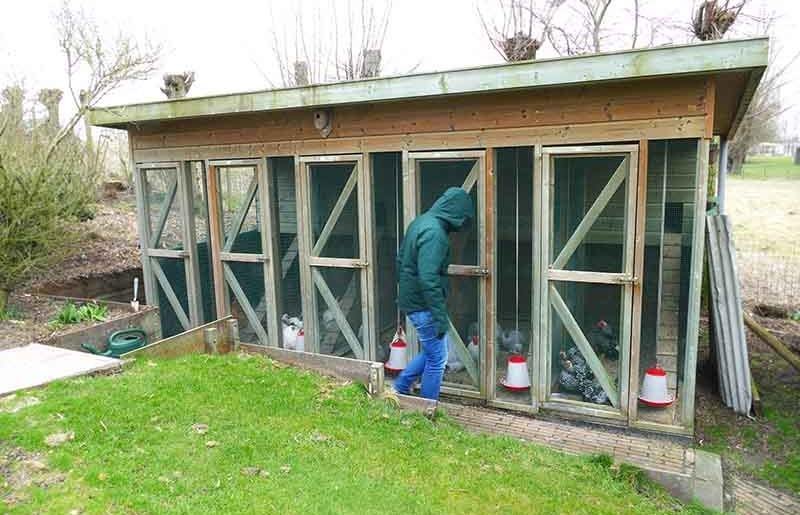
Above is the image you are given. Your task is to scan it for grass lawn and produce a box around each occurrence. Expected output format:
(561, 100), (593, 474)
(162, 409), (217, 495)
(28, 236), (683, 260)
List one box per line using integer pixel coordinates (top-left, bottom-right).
(739, 155), (800, 180)
(0, 354), (707, 514)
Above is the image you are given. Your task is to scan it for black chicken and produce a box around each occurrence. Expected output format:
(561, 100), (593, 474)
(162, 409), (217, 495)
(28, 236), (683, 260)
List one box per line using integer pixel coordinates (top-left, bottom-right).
(589, 320), (619, 360)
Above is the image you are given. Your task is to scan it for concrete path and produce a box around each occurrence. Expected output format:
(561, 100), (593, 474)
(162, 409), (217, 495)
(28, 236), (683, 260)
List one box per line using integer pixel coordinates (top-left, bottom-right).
(0, 343), (120, 396)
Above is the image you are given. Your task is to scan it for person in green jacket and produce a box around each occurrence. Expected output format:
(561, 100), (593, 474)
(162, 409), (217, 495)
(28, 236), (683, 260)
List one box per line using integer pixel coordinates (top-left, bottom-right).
(394, 187), (474, 400)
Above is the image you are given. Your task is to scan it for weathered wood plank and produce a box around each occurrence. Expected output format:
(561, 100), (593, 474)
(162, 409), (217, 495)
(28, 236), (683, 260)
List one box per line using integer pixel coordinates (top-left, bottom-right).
(92, 39), (768, 127)
(133, 116), (707, 162)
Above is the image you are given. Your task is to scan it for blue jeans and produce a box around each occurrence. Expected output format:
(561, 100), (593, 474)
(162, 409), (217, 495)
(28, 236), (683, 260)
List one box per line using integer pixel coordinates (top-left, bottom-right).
(393, 310), (448, 400)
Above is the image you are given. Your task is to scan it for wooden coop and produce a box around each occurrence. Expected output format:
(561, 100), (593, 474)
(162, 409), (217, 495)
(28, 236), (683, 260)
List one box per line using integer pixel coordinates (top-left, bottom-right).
(89, 37), (767, 435)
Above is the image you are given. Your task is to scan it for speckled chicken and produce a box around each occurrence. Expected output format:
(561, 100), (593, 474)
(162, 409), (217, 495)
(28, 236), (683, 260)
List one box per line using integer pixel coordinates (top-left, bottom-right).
(558, 346), (611, 405)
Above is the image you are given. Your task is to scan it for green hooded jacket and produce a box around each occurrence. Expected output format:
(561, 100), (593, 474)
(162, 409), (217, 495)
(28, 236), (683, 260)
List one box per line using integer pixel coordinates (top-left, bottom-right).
(397, 187), (475, 336)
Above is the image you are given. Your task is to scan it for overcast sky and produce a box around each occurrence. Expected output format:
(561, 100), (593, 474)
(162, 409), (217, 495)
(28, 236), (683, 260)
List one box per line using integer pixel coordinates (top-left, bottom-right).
(2, 0), (799, 135)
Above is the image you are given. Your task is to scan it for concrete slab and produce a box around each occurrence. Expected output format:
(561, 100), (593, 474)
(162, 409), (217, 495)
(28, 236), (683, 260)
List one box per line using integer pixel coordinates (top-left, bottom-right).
(0, 343), (120, 396)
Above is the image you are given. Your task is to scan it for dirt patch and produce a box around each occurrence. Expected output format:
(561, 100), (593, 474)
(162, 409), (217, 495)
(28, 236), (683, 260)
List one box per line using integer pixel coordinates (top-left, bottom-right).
(23, 194), (140, 293)
(0, 294), (135, 351)
(0, 446), (65, 509)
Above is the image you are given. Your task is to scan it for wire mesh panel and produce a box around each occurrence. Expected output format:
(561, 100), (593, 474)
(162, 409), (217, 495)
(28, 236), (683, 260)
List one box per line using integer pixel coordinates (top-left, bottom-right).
(542, 146), (639, 419)
(300, 156), (372, 360)
(142, 168), (184, 250)
(209, 160), (282, 347)
(407, 152), (486, 395)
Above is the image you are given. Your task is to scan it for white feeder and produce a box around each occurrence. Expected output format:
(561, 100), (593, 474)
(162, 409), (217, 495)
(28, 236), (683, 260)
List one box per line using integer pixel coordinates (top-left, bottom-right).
(384, 327), (408, 373)
(500, 355), (531, 391)
(638, 364), (674, 408)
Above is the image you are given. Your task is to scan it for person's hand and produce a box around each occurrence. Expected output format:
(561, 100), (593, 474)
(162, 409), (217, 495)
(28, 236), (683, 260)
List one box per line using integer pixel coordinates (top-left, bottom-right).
(437, 333), (445, 340)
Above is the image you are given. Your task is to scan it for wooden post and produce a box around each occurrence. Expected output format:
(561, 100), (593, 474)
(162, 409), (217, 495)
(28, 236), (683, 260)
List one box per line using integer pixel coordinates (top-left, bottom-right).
(261, 158), (284, 346)
(295, 156), (318, 352)
(131, 144), (157, 310)
(204, 326), (219, 354)
(681, 138), (711, 428)
(627, 140), (649, 423)
(205, 163), (229, 317)
(484, 148), (495, 400)
(179, 162), (204, 326)
(361, 152), (379, 361)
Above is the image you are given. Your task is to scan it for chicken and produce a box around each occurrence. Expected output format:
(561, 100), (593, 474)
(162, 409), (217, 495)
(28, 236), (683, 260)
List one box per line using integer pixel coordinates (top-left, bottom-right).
(589, 320), (619, 359)
(499, 329), (525, 355)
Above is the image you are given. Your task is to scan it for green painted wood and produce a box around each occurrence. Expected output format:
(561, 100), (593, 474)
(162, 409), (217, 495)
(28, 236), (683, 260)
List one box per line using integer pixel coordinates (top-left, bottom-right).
(151, 257), (191, 330)
(552, 158), (627, 269)
(312, 268), (365, 359)
(462, 160), (479, 193)
(149, 175), (178, 249)
(549, 284), (620, 408)
(223, 262), (269, 345)
(89, 38), (767, 127)
(447, 319), (480, 386)
(223, 173), (258, 252)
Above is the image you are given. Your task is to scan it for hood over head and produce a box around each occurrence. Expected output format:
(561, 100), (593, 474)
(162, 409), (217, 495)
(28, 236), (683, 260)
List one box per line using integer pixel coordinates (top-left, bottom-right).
(428, 187), (475, 232)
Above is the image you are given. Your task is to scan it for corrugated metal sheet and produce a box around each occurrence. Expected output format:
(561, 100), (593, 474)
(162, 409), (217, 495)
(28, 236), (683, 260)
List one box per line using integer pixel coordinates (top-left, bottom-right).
(706, 214), (752, 414)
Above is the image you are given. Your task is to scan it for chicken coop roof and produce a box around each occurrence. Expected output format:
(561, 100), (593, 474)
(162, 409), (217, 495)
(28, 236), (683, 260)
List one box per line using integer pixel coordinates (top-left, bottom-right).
(88, 37), (768, 139)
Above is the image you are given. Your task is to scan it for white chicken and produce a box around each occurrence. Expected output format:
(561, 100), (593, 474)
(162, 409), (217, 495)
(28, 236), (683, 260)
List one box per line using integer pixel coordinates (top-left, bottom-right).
(281, 314), (304, 351)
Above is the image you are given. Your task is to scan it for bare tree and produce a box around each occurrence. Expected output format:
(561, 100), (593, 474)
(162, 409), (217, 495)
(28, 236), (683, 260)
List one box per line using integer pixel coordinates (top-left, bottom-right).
(547, 0), (613, 55)
(267, 0), (391, 87)
(692, 0), (746, 41)
(47, 1), (161, 160)
(479, 0), (565, 62)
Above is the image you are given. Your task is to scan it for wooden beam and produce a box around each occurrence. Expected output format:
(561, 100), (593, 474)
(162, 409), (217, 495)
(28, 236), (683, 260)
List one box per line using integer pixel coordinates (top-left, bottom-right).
(483, 147), (495, 399)
(223, 262), (269, 345)
(150, 257), (191, 330)
(549, 284), (620, 408)
(90, 38), (767, 127)
(462, 159), (480, 193)
(205, 163), (229, 317)
(704, 78), (716, 139)
(547, 270), (635, 285)
(219, 252), (266, 263)
(133, 116), (708, 163)
(310, 164), (358, 256)
(178, 162), (205, 326)
(447, 319), (480, 386)
(680, 139), (710, 428)
(222, 174), (258, 252)
(627, 140), (649, 423)
(146, 248), (188, 259)
(149, 175), (178, 248)
(552, 158), (627, 269)
(260, 158), (284, 348)
(312, 268), (364, 359)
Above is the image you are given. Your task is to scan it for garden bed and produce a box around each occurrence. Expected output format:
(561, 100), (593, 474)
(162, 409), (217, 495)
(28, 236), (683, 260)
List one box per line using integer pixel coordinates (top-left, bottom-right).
(0, 294), (158, 352)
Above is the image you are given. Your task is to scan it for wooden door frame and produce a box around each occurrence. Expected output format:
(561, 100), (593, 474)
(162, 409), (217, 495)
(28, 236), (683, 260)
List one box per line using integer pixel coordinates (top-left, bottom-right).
(537, 144), (641, 422)
(204, 158), (283, 346)
(295, 154), (376, 360)
(405, 150), (488, 399)
(135, 161), (204, 331)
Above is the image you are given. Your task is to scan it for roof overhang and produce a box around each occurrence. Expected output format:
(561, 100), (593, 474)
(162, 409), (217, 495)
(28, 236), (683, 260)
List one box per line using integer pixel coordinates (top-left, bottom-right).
(89, 37), (769, 140)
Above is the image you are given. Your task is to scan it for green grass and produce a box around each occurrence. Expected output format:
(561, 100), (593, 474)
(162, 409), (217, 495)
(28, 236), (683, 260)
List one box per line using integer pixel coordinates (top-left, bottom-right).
(737, 155), (800, 180)
(0, 355), (708, 514)
(697, 351), (800, 494)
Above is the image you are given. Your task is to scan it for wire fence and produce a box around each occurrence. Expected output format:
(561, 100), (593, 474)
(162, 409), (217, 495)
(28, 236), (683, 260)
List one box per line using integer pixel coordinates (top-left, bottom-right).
(735, 241), (800, 313)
